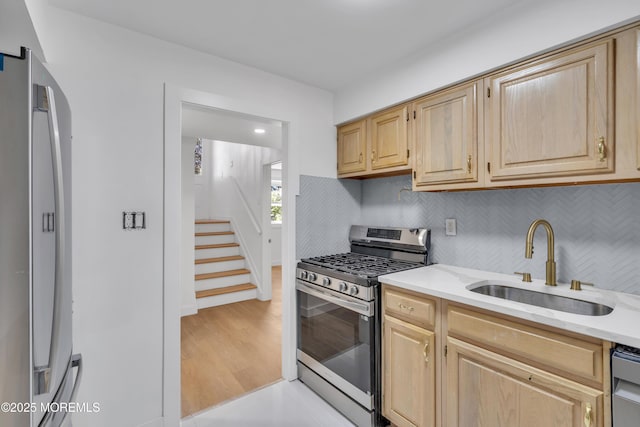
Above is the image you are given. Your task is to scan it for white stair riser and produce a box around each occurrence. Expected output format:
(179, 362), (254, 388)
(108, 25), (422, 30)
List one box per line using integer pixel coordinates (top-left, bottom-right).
(195, 246), (240, 259)
(195, 223), (231, 233)
(195, 259), (246, 275)
(196, 289), (257, 309)
(195, 273), (251, 291)
(195, 234), (235, 245)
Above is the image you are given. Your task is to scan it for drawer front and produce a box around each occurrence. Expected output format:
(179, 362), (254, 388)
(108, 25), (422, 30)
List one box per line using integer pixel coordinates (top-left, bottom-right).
(447, 305), (603, 385)
(384, 287), (436, 330)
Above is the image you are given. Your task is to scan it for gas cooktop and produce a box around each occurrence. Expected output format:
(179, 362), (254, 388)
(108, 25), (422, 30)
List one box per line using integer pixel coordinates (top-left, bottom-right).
(301, 252), (422, 278)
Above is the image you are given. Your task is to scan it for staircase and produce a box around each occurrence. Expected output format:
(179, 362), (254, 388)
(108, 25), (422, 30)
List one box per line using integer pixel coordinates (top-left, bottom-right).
(194, 219), (257, 309)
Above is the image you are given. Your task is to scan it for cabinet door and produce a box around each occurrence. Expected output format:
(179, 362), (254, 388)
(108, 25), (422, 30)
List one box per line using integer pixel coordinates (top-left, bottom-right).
(337, 120), (367, 175)
(636, 29), (640, 171)
(486, 39), (614, 181)
(370, 105), (409, 170)
(383, 315), (435, 427)
(414, 82), (478, 186)
(446, 337), (603, 427)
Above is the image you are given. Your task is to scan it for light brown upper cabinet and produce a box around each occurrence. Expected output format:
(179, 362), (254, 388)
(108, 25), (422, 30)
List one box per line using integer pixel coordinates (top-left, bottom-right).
(636, 29), (640, 171)
(485, 39), (615, 182)
(337, 105), (411, 178)
(370, 105), (410, 170)
(413, 81), (481, 190)
(336, 22), (640, 188)
(611, 26), (640, 180)
(337, 119), (367, 175)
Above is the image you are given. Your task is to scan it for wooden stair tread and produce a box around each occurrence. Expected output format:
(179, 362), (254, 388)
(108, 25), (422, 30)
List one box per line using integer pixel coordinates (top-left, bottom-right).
(195, 243), (239, 250)
(196, 283), (257, 299)
(195, 268), (251, 281)
(195, 231), (234, 236)
(195, 219), (230, 224)
(195, 255), (244, 265)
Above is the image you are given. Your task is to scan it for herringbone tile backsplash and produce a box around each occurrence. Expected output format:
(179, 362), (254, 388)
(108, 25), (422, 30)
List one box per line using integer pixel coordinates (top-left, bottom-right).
(296, 175), (640, 294)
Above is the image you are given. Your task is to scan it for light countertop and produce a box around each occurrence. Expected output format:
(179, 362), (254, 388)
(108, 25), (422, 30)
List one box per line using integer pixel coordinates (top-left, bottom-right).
(379, 264), (640, 348)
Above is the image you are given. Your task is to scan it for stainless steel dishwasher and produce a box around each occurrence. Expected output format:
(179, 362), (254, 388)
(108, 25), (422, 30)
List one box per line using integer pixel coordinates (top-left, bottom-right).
(612, 345), (640, 426)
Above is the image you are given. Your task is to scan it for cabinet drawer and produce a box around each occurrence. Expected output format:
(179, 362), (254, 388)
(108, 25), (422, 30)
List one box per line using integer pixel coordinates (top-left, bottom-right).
(447, 305), (604, 385)
(384, 287), (436, 330)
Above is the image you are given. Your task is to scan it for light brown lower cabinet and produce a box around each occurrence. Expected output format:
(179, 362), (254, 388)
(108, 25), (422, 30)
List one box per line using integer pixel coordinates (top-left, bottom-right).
(383, 314), (435, 427)
(381, 286), (612, 427)
(446, 337), (604, 427)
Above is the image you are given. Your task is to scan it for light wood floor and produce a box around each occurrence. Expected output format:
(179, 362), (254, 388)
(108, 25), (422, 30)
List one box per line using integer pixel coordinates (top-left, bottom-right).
(181, 266), (282, 417)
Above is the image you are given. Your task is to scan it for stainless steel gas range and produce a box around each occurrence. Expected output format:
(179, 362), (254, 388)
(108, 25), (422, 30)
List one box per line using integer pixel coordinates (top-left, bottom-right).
(296, 225), (431, 427)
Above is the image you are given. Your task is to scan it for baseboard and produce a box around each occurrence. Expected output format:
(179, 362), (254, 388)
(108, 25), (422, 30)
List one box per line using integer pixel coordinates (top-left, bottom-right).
(136, 416), (164, 427)
(181, 304), (198, 317)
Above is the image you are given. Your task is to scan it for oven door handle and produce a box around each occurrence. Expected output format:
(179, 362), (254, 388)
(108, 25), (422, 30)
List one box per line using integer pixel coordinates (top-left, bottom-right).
(296, 280), (374, 317)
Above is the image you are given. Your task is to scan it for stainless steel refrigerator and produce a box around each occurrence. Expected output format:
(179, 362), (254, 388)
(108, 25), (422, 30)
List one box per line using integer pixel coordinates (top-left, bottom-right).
(1, 47), (81, 427)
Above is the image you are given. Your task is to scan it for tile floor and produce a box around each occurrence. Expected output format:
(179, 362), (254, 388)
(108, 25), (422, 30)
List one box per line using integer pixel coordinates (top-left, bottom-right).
(181, 380), (355, 427)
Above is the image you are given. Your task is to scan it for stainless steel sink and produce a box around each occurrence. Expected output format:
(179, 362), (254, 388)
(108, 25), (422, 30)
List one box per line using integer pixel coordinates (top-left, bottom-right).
(469, 283), (613, 316)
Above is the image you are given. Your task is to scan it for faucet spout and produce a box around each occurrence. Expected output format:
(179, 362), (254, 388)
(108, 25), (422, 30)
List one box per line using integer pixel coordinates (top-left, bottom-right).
(525, 219), (557, 286)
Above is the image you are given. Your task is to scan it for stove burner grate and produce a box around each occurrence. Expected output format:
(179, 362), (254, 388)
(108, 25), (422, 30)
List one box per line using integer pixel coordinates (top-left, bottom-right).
(302, 252), (421, 278)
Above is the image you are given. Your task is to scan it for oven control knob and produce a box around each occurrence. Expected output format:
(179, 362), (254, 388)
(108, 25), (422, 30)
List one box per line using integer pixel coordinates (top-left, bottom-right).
(322, 277), (331, 287)
(339, 282), (348, 292)
(349, 286), (359, 296)
(300, 271), (308, 280)
(308, 273), (317, 281)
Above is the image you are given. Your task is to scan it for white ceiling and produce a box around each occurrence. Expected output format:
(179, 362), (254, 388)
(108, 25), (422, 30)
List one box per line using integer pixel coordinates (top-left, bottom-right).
(182, 103), (282, 148)
(49, 0), (535, 91)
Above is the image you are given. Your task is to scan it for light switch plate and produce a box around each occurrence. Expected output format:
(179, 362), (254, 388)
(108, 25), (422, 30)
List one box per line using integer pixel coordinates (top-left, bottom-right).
(123, 211), (146, 230)
(134, 211), (146, 229)
(445, 218), (457, 236)
(123, 212), (135, 230)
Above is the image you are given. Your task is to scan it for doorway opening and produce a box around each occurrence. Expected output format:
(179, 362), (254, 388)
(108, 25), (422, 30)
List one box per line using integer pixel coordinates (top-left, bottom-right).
(179, 104), (285, 417)
(163, 85), (298, 427)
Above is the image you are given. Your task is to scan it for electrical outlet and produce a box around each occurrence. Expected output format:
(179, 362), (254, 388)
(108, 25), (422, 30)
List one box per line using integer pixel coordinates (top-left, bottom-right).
(445, 218), (457, 236)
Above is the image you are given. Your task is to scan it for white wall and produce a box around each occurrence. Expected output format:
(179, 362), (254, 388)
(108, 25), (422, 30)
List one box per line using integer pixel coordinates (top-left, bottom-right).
(208, 140), (281, 291)
(210, 140), (281, 221)
(334, 0), (640, 123)
(270, 166), (283, 266)
(193, 139), (211, 220)
(181, 138), (197, 316)
(271, 225), (282, 266)
(0, 0), (44, 60)
(11, 4), (334, 427)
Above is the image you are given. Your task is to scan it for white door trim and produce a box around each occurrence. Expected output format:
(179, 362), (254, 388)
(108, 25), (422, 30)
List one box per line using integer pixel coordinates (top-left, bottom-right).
(163, 84), (298, 427)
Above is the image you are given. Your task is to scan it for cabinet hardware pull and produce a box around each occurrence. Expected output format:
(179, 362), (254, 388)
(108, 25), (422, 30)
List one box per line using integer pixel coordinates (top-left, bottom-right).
(398, 303), (414, 312)
(372, 150), (376, 163)
(423, 342), (430, 363)
(359, 152), (363, 163)
(467, 155), (472, 174)
(584, 403), (592, 427)
(597, 137), (606, 162)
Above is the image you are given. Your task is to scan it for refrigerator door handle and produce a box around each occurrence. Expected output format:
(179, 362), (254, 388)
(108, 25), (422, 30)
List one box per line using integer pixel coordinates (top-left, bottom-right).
(69, 353), (83, 401)
(57, 354), (83, 427)
(40, 354), (83, 427)
(33, 85), (66, 396)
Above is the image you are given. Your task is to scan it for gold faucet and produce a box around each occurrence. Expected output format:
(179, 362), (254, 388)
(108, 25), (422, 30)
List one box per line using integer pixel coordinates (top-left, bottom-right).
(525, 219), (557, 286)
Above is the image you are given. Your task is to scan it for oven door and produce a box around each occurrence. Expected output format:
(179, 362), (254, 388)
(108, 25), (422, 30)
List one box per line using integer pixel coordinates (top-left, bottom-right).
(296, 279), (375, 410)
